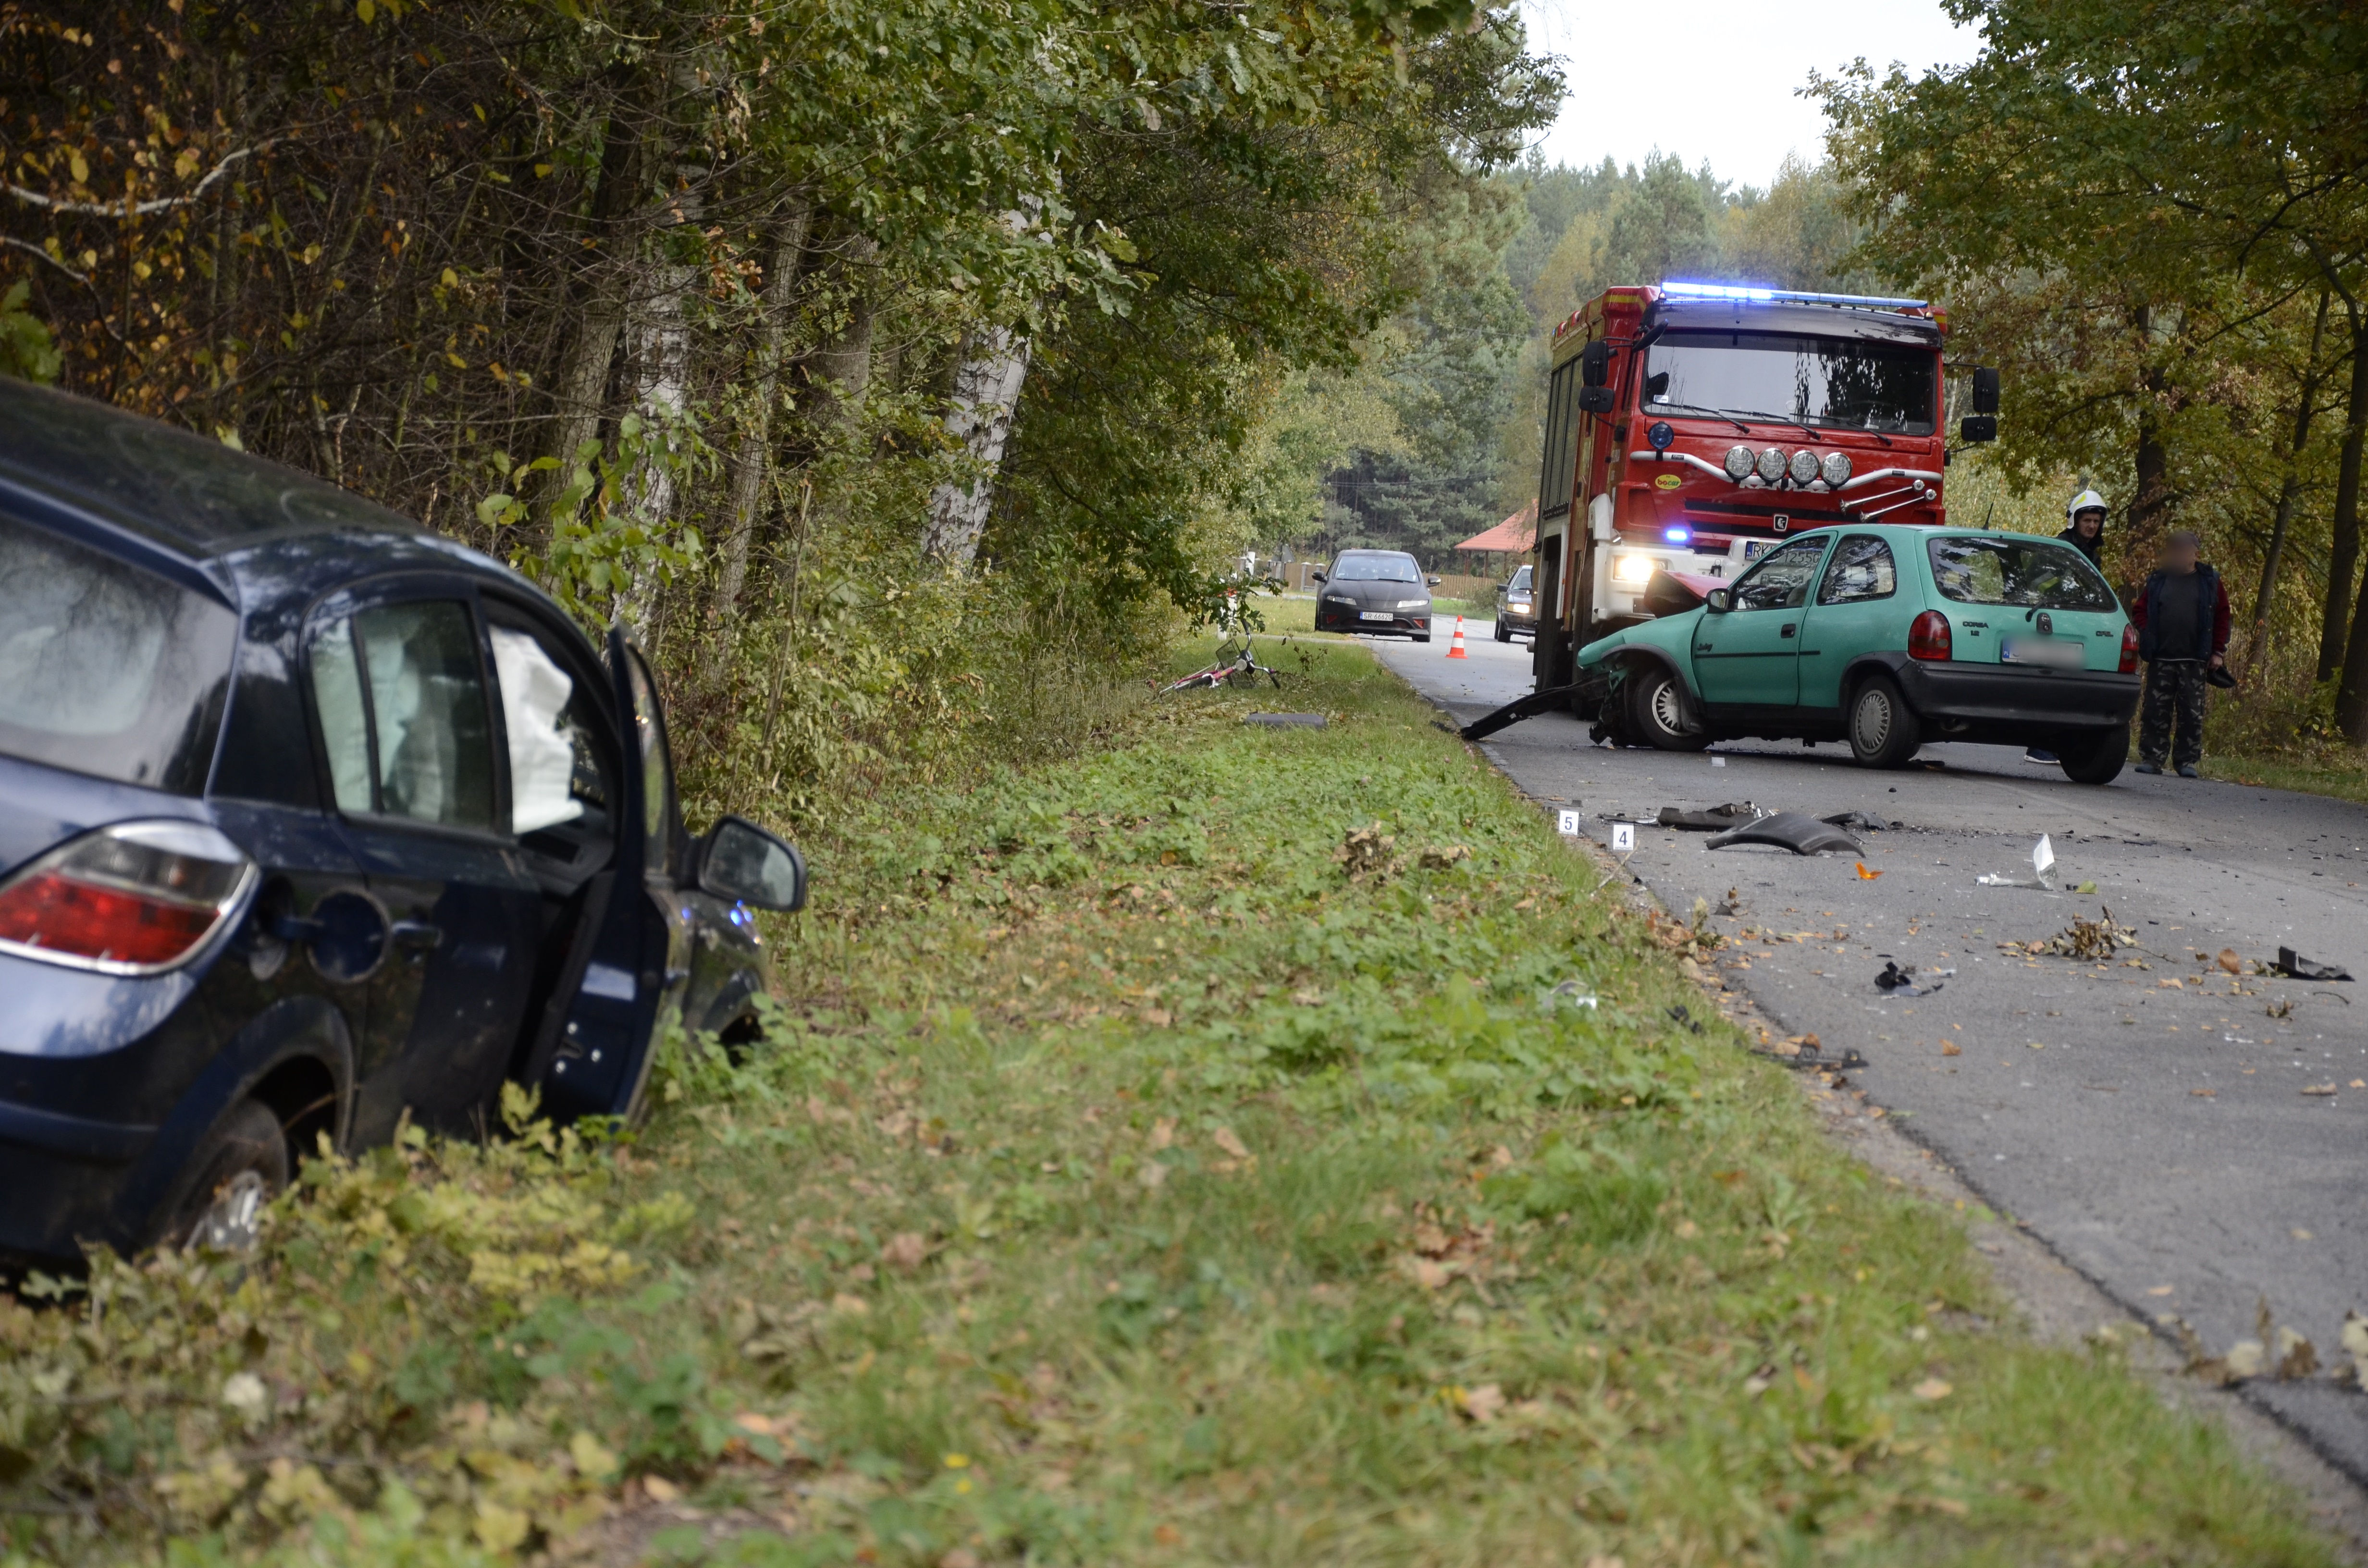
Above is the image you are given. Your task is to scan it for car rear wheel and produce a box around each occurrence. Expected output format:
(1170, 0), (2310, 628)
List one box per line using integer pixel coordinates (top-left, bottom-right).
(1628, 665), (1711, 752)
(2057, 721), (2129, 784)
(162, 1099), (289, 1252)
(1847, 675), (1923, 768)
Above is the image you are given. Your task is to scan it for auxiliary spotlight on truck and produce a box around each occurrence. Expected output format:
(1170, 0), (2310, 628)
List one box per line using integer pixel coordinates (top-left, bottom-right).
(1523, 281), (1998, 691)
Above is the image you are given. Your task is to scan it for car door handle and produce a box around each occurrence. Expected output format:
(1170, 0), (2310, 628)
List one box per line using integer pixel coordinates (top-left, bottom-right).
(391, 920), (444, 949)
(1780, 623), (1797, 637)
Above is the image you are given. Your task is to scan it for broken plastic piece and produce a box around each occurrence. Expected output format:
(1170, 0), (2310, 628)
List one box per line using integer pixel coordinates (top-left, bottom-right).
(1703, 810), (1862, 857)
(1820, 809), (1891, 832)
(1977, 834), (2060, 889)
(2275, 948), (2354, 981)
(1874, 960), (1944, 997)
(1656, 801), (1762, 830)
(1244, 712), (1327, 728)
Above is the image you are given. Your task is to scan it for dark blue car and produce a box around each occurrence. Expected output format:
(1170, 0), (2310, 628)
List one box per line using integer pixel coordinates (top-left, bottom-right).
(0, 379), (805, 1266)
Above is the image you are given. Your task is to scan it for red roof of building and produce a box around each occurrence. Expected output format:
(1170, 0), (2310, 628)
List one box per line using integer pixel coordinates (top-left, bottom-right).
(1455, 503), (1536, 553)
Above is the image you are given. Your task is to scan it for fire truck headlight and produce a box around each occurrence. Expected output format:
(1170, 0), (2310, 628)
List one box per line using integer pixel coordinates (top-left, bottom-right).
(1821, 450), (1852, 487)
(1788, 448), (1822, 485)
(1724, 445), (1756, 481)
(1612, 553), (1658, 587)
(1756, 447), (1788, 483)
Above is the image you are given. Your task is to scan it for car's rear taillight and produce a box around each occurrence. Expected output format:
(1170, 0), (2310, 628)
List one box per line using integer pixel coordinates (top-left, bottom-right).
(0, 821), (256, 974)
(1908, 610), (1952, 662)
(2119, 623), (2139, 673)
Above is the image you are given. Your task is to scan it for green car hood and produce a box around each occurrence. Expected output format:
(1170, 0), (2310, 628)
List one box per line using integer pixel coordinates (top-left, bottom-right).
(1578, 609), (1704, 673)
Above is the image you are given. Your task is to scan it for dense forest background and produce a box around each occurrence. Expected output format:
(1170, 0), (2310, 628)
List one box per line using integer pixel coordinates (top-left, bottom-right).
(5, 0), (2368, 779)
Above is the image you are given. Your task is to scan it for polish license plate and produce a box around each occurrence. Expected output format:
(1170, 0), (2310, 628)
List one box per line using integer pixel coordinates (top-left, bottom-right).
(2000, 637), (2084, 670)
(1739, 540), (1773, 561)
(1359, 611), (1394, 621)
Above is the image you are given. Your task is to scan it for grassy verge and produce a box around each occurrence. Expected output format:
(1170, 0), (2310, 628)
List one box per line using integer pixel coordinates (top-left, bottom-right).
(1, 648), (2340, 1567)
(2204, 747), (2368, 807)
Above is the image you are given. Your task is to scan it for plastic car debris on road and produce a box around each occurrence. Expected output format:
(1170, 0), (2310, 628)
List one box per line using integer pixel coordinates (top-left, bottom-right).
(1703, 811), (1864, 857)
(1755, 1030), (1869, 1071)
(1978, 833), (2058, 889)
(2275, 948), (2355, 982)
(1656, 801), (1761, 830)
(1820, 809), (1891, 833)
(1874, 960), (1944, 997)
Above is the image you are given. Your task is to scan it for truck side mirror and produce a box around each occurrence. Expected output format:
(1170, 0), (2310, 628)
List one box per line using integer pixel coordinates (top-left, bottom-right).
(1577, 386), (1615, 414)
(1960, 416), (1997, 443)
(1580, 339), (1611, 388)
(1971, 366), (1999, 415)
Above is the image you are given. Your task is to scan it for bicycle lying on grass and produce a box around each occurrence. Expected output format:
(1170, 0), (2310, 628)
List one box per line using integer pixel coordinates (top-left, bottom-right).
(1162, 588), (1284, 693)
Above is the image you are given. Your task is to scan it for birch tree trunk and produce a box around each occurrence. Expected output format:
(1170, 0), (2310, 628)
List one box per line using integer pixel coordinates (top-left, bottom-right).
(617, 197), (699, 629)
(921, 324), (1031, 567)
(539, 101), (645, 529)
(709, 201), (813, 664)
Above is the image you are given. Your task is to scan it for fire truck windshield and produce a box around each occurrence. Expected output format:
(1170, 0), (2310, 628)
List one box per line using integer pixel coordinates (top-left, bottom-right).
(1641, 330), (1936, 435)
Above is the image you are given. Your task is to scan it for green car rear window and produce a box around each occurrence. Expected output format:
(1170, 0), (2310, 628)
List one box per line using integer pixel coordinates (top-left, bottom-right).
(1926, 535), (2116, 612)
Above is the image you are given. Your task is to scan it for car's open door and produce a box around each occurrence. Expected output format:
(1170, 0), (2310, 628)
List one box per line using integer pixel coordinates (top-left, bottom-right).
(518, 627), (692, 1125)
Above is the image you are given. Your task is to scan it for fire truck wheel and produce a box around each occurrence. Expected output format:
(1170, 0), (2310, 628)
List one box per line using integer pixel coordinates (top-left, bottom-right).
(1846, 675), (1923, 768)
(1628, 665), (1710, 752)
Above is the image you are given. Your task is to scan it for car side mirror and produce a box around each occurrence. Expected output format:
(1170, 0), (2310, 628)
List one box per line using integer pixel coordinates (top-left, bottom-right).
(696, 815), (807, 911)
(1580, 339), (1610, 388)
(1971, 366), (1999, 415)
(1309, 570), (1325, 584)
(1960, 415), (1997, 444)
(1704, 588), (1732, 613)
(1426, 576), (1441, 587)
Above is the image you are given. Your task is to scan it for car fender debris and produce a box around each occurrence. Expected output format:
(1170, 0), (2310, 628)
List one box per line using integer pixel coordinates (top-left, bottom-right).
(1656, 802), (1762, 830)
(2274, 948), (2354, 982)
(1821, 809), (1891, 833)
(1244, 712), (1326, 728)
(1704, 811), (1863, 857)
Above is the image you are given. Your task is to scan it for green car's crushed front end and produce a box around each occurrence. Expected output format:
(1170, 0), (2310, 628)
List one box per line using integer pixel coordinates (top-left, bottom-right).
(1569, 525), (2141, 781)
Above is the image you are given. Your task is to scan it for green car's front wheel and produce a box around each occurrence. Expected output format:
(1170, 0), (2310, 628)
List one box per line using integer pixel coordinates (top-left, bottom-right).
(1628, 665), (1711, 752)
(1847, 675), (1923, 768)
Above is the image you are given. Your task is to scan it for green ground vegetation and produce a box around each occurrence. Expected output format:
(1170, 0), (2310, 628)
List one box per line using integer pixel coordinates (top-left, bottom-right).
(1, 649), (2339, 1567)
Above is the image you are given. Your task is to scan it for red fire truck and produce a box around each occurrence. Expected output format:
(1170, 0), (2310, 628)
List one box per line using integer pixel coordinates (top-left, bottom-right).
(1525, 282), (1997, 691)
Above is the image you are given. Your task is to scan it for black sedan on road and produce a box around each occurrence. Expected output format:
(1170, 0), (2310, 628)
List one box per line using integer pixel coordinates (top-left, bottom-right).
(0, 379), (805, 1266)
(1493, 563), (1536, 642)
(1311, 550), (1440, 642)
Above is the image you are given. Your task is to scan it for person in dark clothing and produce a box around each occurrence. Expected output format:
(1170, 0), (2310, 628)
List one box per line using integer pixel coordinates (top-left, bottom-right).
(2127, 530), (2229, 777)
(2028, 489), (2114, 763)
(2058, 488), (2107, 566)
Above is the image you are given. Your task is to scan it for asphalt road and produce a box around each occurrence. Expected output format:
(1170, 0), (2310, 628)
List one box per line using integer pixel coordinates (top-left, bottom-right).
(1370, 614), (2368, 1480)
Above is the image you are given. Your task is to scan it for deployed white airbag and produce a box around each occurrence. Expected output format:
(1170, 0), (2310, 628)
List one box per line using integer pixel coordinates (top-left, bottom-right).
(490, 628), (583, 833)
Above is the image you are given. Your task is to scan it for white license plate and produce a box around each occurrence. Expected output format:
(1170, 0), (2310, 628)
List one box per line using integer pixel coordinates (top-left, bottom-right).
(1359, 611), (1394, 621)
(1740, 540), (1773, 560)
(2000, 637), (2084, 670)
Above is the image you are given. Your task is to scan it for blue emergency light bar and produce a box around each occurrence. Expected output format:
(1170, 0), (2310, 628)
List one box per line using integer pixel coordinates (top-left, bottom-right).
(1661, 280), (1928, 311)
(1664, 527), (1691, 545)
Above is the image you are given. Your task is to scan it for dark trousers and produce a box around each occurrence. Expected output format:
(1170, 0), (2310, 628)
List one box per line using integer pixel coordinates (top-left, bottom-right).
(2139, 659), (2208, 767)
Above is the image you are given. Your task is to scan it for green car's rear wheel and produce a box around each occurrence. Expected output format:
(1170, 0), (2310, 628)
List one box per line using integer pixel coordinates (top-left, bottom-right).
(1628, 665), (1710, 752)
(1846, 675), (1923, 768)
(2057, 720), (2129, 784)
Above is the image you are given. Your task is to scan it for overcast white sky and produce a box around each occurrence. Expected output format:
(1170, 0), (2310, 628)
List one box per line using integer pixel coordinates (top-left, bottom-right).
(1514, 1), (1987, 190)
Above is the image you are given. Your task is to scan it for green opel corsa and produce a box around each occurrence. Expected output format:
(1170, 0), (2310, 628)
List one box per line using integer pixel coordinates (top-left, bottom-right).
(1574, 525), (2141, 784)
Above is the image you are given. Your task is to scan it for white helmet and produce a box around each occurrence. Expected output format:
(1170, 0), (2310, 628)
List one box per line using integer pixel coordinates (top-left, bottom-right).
(2067, 489), (2108, 522)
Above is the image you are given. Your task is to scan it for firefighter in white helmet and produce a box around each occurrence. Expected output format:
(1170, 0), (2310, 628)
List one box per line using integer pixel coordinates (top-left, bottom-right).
(2028, 488), (2112, 763)
(2060, 488), (2108, 567)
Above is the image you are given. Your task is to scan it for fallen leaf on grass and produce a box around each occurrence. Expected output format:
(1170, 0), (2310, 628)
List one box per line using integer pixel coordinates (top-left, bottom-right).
(1210, 1126), (1251, 1160)
(1912, 1378), (1952, 1401)
(881, 1232), (929, 1272)
(1455, 1383), (1506, 1423)
(642, 1476), (681, 1504)
(1139, 1161), (1169, 1190)
(1290, 987), (1323, 1006)
(830, 1293), (870, 1316)
(1148, 1116), (1176, 1151)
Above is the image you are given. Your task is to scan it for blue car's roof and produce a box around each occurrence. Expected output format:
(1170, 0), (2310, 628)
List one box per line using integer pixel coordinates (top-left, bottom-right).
(0, 378), (556, 614)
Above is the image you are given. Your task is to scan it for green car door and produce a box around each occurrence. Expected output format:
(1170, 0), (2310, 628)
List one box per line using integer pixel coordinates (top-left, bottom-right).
(1691, 534), (1831, 708)
(1796, 533), (1905, 709)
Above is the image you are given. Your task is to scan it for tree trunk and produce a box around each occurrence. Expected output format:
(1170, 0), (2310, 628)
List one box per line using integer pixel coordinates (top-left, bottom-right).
(2123, 304), (2173, 570)
(2325, 312), (2368, 736)
(539, 97), (646, 529)
(2246, 291), (2332, 675)
(921, 325), (1032, 567)
(617, 173), (703, 629)
(708, 202), (814, 672)
(802, 230), (877, 439)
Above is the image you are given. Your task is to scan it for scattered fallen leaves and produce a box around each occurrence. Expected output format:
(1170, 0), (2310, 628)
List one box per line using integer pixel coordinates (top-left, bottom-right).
(1337, 824), (1395, 880)
(881, 1232), (929, 1272)
(1418, 843), (1472, 870)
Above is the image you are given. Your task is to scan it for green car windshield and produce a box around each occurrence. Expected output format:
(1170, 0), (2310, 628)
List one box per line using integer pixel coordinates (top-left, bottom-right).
(1926, 535), (2116, 612)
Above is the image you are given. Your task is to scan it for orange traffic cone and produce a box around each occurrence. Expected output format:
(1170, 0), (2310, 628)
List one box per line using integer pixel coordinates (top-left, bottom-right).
(1447, 616), (1468, 659)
